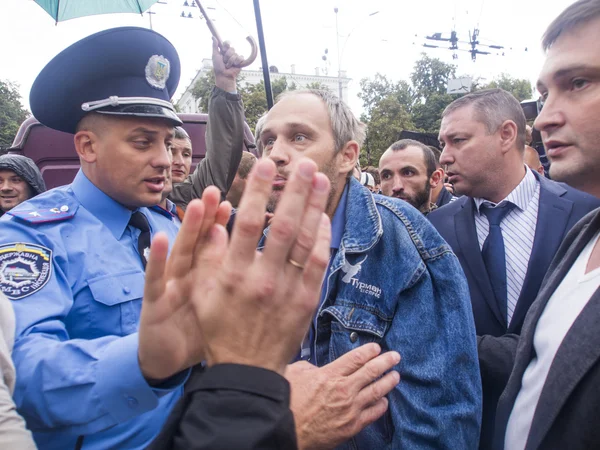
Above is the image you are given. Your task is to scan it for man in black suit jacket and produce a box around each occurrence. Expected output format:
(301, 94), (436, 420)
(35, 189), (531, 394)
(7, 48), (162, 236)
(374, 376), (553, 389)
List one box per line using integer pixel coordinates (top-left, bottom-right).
(429, 88), (600, 448)
(488, 0), (600, 448)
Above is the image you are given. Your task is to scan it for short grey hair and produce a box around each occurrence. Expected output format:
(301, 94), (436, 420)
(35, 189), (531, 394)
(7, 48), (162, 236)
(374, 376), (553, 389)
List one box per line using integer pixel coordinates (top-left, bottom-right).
(442, 88), (527, 151)
(542, 0), (600, 50)
(275, 89), (366, 153)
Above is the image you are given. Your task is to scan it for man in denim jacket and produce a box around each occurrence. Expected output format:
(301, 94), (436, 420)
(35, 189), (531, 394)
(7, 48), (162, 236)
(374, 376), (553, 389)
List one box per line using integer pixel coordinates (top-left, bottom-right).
(258, 89), (482, 449)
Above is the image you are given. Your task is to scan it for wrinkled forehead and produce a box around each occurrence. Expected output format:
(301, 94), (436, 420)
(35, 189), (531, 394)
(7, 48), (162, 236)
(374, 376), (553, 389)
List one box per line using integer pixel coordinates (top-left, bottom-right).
(537, 18), (600, 89)
(261, 93), (331, 136)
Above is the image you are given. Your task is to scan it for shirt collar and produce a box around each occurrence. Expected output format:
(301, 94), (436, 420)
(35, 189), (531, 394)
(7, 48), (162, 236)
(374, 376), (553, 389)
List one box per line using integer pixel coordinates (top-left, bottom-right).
(149, 200), (177, 220)
(474, 167), (538, 213)
(71, 170), (134, 240)
(330, 182), (349, 250)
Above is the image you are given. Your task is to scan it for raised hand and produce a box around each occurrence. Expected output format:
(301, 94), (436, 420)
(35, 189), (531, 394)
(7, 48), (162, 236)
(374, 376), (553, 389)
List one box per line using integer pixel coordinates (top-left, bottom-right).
(192, 157), (332, 375)
(138, 186), (231, 382)
(212, 37), (242, 92)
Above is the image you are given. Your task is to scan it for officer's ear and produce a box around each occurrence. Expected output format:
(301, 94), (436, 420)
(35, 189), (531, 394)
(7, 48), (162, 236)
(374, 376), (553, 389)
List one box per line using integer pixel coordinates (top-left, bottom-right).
(74, 130), (98, 164)
(74, 114), (102, 163)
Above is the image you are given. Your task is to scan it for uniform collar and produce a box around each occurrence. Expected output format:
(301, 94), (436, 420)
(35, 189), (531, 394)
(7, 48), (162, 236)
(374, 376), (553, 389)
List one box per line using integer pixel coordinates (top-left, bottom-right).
(71, 170), (134, 240)
(150, 199), (177, 220)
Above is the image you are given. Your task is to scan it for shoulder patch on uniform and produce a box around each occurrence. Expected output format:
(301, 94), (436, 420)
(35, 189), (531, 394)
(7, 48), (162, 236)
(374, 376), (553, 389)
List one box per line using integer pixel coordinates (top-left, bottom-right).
(0, 243), (53, 300)
(7, 203), (78, 224)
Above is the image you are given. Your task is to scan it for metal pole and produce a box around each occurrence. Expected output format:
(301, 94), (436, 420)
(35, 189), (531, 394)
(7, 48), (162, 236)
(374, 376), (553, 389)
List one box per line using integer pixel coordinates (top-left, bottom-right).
(334, 7), (342, 100)
(253, 0), (274, 109)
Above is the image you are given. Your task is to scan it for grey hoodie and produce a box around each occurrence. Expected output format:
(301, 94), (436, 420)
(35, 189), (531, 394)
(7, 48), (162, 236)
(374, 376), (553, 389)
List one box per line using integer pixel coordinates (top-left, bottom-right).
(0, 154), (46, 216)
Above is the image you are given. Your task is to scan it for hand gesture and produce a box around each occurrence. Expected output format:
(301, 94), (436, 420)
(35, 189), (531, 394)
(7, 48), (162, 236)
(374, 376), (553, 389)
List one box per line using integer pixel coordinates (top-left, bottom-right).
(192, 157), (332, 375)
(138, 186), (231, 382)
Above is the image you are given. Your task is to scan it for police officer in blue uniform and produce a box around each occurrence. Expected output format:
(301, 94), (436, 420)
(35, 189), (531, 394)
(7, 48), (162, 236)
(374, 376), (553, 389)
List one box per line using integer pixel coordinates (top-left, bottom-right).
(0, 27), (188, 450)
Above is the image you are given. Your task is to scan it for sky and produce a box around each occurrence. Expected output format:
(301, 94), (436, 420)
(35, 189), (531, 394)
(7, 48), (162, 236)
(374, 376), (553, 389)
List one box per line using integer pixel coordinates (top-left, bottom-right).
(0, 0), (577, 116)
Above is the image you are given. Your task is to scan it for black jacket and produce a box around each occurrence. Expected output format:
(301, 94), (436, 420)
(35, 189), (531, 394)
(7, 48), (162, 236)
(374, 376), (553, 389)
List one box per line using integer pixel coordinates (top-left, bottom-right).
(435, 186), (455, 208)
(494, 207), (600, 450)
(148, 364), (297, 450)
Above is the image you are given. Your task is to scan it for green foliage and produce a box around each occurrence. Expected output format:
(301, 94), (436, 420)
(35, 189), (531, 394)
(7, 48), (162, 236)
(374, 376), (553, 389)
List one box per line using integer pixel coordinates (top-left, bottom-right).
(410, 53), (456, 100)
(358, 74), (413, 121)
(478, 73), (533, 101)
(0, 80), (29, 148)
(191, 69), (216, 113)
(412, 93), (456, 133)
(362, 95), (415, 166)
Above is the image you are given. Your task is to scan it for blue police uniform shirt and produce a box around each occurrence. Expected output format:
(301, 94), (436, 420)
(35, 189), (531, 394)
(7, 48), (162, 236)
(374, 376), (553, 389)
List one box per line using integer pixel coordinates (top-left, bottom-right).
(0, 170), (184, 450)
(150, 199), (181, 226)
(299, 183), (348, 364)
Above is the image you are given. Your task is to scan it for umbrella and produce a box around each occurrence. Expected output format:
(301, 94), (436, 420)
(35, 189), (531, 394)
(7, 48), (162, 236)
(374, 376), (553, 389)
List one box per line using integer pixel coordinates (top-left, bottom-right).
(33, 0), (159, 23)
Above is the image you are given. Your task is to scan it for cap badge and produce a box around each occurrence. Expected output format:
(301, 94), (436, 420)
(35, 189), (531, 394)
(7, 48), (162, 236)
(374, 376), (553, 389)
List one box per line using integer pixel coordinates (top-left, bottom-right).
(145, 55), (170, 90)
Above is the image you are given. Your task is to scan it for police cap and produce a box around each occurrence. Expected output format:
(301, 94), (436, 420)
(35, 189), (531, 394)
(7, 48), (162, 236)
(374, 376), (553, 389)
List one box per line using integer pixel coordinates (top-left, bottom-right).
(30, 27), (182, 134)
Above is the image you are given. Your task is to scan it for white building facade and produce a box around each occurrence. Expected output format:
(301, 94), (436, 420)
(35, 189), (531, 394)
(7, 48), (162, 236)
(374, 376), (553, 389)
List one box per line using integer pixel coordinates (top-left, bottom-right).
(177, 59), (351, 114)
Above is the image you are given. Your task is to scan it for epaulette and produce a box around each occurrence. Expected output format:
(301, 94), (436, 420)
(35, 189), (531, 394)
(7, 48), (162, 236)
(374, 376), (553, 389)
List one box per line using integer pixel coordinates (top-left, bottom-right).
(7, 202), (79, 224)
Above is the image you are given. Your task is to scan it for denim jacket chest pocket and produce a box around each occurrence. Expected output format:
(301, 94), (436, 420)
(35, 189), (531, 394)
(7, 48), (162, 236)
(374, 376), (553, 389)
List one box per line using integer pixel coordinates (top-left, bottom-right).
(84, 270), (145, 337)
(322, 304), (392, 359)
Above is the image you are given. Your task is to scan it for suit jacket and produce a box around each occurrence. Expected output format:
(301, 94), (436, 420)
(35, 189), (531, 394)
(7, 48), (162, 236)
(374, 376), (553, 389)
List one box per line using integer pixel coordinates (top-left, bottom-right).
(436, 185), (455, 208)
(428, 172), (600, 449)
(494, 207), (600, 450)
(429, 172), (600, 336)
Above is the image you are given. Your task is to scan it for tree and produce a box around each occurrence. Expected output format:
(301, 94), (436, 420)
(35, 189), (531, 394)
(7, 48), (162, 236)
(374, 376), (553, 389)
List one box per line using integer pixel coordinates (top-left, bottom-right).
(411, 93), (456, 133)
(362, 95), (415, 166)
(358, 74), (414, 121)
(191, 70), (216, 113)
(411, 53), (456, 100)
(0, 80), (29, 148)
(478, 73), (533, 101)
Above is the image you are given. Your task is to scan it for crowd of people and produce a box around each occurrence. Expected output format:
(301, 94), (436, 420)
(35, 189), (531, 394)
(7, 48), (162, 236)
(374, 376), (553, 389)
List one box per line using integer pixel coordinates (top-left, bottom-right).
(0, 0), (599, 448)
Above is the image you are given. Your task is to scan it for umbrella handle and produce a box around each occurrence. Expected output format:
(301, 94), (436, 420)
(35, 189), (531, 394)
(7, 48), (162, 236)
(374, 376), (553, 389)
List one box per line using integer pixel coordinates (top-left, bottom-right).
(195, 1), (258, 68)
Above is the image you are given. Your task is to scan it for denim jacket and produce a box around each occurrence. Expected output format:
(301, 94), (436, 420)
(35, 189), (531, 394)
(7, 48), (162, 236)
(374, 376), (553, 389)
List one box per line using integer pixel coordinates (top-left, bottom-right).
(266, 177), (482, 449)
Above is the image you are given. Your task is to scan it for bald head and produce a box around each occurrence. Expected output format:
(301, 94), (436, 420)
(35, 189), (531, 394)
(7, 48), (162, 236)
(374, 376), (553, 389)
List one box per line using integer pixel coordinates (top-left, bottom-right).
(524, 146), (544, 176)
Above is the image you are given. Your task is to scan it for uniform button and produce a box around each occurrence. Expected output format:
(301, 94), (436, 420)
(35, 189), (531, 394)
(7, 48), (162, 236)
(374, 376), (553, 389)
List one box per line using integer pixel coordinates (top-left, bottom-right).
(123, 286), (131, 294)
(127, 396), (138, 408)
(350, 332), (359, 343)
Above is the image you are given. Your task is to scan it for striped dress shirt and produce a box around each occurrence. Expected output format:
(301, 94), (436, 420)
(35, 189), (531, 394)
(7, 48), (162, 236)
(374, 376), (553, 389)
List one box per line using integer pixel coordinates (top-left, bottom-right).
(474, 168), (540, 325)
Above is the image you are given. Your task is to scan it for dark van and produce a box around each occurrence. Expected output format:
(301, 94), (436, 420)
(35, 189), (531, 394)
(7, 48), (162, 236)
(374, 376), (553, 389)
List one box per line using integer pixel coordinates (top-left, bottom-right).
(7, 113), (257, 190)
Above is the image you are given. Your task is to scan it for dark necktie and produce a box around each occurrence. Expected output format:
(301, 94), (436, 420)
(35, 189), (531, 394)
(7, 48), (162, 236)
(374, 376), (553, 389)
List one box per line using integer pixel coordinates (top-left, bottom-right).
(129, 211), (151, 269)
(481, 202), (515, 325)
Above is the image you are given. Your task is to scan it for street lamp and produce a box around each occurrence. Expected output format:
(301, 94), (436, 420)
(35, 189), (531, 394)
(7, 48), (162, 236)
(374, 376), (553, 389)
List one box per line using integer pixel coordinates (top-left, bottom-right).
(333, 8), (379, 101)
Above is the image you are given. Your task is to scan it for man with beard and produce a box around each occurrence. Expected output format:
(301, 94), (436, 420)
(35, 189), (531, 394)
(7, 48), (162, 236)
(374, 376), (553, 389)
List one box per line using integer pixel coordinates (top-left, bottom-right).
(428, 88), (600, 448)
(258, 89), (481, 449)
(378, 139), (441, 214)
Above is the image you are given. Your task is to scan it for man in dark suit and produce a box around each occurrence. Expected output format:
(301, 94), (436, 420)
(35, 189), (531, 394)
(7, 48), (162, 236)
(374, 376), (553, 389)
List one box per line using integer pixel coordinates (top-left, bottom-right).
(428, 88), (600, 448)
(488, 0), (600, 448)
